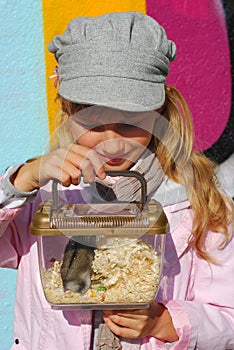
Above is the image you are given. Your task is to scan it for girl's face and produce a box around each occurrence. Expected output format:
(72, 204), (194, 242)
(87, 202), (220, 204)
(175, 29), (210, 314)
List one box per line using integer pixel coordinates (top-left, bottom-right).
(71, 106), (156, 170)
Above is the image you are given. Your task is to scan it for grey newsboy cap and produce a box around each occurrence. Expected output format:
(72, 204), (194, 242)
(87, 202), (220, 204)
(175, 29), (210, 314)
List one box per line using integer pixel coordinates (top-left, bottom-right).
(48, 12), (176, 111)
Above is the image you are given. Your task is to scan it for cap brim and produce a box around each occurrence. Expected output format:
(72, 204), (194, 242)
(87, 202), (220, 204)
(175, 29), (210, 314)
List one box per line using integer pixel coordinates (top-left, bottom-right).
(58, 76), (165, 112)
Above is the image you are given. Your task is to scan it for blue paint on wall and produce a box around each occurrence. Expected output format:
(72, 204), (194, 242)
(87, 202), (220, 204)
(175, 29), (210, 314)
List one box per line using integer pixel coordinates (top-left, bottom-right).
(0, 269), (17, 348)
(0, 1), (48, 349)
(0, 1), (49, 174)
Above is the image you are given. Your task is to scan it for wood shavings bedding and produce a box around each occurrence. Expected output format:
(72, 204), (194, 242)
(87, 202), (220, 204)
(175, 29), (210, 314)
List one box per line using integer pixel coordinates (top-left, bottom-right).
(43, 238), (161, 305)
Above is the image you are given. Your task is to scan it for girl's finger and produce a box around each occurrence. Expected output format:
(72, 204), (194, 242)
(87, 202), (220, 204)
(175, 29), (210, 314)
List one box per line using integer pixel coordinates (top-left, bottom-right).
(39, 154), (81, 186)
(58, 152), (93, 184)
(70, 145), (106, 179)
(37, 143), (106, 187)
(103, 309), (148, 319)
(105, 313), (142, 329)
(103, 316), (140, 339)
(41, 146), (105, 184)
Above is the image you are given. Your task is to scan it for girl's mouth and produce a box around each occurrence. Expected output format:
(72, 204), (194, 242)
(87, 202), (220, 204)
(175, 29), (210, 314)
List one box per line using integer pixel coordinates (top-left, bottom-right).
(98, 153), (128, 166)
(106, 158), (125, 165)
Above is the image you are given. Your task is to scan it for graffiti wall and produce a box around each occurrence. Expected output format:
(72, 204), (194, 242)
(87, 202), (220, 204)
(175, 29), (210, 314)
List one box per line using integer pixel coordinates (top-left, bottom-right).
(0, 0), (233, 348)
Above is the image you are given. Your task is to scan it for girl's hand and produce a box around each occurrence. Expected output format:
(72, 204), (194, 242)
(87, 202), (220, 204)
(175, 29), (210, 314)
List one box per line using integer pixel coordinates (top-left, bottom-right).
(12, 144), (106, 192)
(103, 302), (179, 342)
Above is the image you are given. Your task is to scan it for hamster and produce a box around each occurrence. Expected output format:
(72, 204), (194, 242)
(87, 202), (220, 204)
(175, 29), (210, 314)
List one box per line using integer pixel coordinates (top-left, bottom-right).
(60, 239), (95, 294)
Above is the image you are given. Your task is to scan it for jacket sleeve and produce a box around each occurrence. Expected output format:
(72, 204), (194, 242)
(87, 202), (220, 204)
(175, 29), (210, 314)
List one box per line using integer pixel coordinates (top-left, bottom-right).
(0, 197), (42, 269)
(161, 224), (234, 349)
(0, 172), (42, 269)
(164, 297), (234, 349)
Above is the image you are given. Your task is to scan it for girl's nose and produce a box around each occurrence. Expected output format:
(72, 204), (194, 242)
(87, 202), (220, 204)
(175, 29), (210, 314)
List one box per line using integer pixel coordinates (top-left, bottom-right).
(101, 125), (125, 153)
(102, 124), (120, 138)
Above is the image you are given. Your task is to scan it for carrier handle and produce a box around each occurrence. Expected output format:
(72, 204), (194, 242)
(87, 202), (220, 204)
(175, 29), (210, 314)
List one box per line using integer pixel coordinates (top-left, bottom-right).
(52, 170), (147, 209)
(105, 170), (147, 207)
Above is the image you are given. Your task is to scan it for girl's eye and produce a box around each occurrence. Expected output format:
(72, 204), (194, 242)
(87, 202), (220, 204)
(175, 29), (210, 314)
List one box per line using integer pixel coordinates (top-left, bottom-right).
(79, 122), (140, 131)
(79, 122), (101, 130)
(123, 123), (138, 129)
(117, 123), (140, 133)
(91, 125), (103, 131)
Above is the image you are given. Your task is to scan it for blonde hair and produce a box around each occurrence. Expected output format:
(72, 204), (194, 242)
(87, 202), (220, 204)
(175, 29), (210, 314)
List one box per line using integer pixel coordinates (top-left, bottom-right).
(156, 86), (233, 262)
(52, 90), (233, 262)
(50, 97), (87, 150)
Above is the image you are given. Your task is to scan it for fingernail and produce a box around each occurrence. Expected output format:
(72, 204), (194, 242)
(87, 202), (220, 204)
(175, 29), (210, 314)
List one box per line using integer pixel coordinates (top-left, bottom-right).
(99, 172), (106, 179)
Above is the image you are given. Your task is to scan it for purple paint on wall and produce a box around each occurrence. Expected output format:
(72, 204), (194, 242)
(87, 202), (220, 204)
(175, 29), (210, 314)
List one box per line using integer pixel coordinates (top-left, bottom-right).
(146, 0), (231, 152)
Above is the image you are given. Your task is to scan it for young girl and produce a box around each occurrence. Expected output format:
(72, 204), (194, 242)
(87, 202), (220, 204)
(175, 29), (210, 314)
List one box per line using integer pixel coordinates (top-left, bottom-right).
(0, 12), (233, 350)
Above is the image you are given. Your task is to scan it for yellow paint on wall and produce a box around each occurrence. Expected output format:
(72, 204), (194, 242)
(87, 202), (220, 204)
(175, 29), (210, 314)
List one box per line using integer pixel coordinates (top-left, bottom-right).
(42, 0), (146, 135)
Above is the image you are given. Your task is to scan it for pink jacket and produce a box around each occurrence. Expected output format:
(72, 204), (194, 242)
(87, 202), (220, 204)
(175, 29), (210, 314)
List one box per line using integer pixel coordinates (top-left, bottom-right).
(0, 181), (234, 350)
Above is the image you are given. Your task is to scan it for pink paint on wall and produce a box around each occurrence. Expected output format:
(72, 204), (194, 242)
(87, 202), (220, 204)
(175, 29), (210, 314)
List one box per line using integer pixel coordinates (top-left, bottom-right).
(147, 0), (231, 151)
